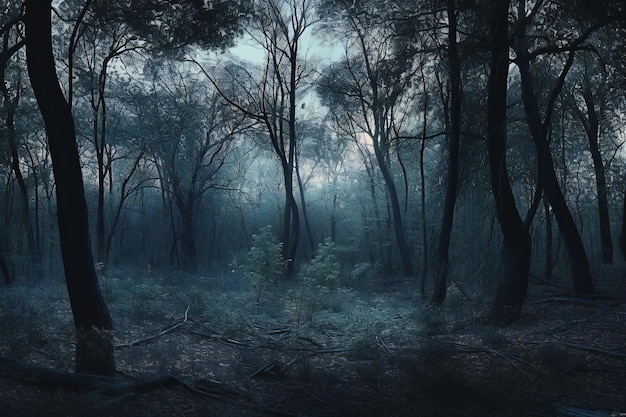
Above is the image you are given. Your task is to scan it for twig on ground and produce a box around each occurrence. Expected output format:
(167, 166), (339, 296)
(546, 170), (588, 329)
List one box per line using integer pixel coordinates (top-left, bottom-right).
(560, 342), (626, 358)
(115, 307), (190, 349)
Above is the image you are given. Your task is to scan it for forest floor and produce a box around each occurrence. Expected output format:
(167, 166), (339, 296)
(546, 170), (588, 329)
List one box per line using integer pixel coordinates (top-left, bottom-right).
(0, 266), (625, 416)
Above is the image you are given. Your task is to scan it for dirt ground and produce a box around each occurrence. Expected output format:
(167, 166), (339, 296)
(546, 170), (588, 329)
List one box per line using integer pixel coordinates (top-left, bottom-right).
(0, 268), (625, 417)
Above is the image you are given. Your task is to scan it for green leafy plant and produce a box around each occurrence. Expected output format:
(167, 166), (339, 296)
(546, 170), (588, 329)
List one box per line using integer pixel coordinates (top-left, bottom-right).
(349, 261), (383, 290)
(300, 238), (340, 288)
(240, 225), (284, 307)
(293, 238), (341, 323)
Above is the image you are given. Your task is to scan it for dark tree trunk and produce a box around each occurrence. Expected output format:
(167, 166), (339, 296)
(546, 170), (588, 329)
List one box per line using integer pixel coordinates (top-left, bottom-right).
(0, 242), (12, 285)
(104, 151), (144, 263)
(96, 150), (106, 264)
(295, 156), (315, 254)
(280, 159), (299, 277)
(619, 190), (626, 261)
(418, 67), (429, 297)
(25, 0), (114, 376)
(172, 186), (197, 272)
(543, 197), (554, 280)
(6, 105), (38, 260)
(580, 77), (612, 264)
(514, 42), (594, 295)
(330, 190), (338, 242)
(373, 143), (413, 277)
(486, 0), (531, 324)
(433, 0), (461, 305)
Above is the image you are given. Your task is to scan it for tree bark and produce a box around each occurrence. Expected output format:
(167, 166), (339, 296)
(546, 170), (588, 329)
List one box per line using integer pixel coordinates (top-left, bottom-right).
(580, 76), (612, 264)
(372, 142), (413, 277)
(514, 43), (594, 295)
(619, 190), (626, 261)
(0, 241), (12, 285)
(543, 197), (554, 280)
(486, 0), (531, 324)
(25, 0), (115, 376)
(433, 0), (461, 305)
(295, 154), (315, 254)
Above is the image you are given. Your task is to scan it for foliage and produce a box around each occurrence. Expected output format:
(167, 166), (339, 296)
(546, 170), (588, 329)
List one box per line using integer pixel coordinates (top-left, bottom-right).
(90, 0), (253, 53)
(238, 225), (284, 307)
(349, 262), (383, 290)
(289, 238), (341, 324)
(299, 238), (341, 288)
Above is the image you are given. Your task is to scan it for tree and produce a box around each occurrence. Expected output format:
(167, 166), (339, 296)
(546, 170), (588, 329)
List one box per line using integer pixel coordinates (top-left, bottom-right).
(486, 0), (531, 324)
(24, 0), (114, 375)
(78, 23), (141, 265)
(432, 0), (462, 305)
(1, 1), (35, 280)
(317, 0), (418, 276)
(144, 65), (243, 272)
(195, 0), (312, 276)
(511, 0), (607, 295)
(88, 0), (251, 57)
(571, 62), (612, 264)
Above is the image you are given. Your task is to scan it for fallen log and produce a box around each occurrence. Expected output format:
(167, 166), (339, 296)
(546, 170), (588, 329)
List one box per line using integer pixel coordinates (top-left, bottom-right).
(0, 357), (253, 404)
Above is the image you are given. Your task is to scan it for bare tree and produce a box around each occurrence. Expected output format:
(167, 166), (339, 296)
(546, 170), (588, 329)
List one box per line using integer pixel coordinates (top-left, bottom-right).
(317, 4), (417, 276)
(25, 0), (114, 375)
(194, 0), (313, 276)
(486, 0), (531, 324)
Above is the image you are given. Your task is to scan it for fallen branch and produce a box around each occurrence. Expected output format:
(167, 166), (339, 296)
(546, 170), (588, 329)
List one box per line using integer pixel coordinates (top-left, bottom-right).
(560, 342), (626, 359)
(0, 357), (116, 392)
(532, 295), (626, 308)
(413, 335), (537, 379)
(115, 307), (190, 349)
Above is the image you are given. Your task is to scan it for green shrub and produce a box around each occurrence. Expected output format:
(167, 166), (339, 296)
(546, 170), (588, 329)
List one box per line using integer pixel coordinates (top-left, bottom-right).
(349, 261), (382, 290)
(292, 238), (341, 324)
(300, 238), (340, 288)
(239, 226), (284, 307)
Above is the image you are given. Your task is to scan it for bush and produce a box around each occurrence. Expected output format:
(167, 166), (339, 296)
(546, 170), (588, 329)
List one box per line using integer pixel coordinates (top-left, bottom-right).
(292, 239), (341, 323)
(239, 226), (284, 307)
(300, 238), (340, 288)
(349, 261), (382, 290)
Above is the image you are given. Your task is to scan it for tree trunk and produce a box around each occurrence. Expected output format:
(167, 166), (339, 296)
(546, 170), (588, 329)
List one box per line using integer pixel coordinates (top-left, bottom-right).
(580, 77), (612, 264)
(373, 143), (413, 276)
(96, 152), (106, 263)
(433, 0), (461, 305)
(172, 186), (197, 272)
(619, 190), (626, 261)
(486, 0), (531, 324)
(418, 67), (429, 297)
(1, 74), (38, 261)
(25, 0), (114, 376)
(295, 155), (315, 254)
(280, 159), (299, 277)
(543, 197), (554, 281)
(514, 43), (594, 295)
(0, 240), (12, 285)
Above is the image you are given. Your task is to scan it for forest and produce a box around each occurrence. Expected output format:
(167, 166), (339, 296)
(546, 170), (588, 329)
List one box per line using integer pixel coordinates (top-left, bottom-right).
(1, 0), (625, 416)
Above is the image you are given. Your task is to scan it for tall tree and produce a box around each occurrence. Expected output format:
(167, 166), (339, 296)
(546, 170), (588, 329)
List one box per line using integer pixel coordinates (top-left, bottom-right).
(572, 63), (612, 264)
(147, 68), (242, 272)
(82, 28), (140, 265)
(317, 0), (419, 276)
(486, 0), (531, 324)
(25, 0), (114, 375)
(511, 0), (606, 295)
(1, 2), (32, 279)
(195, 0), (311, 276)
(433, 0), (462, 305)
